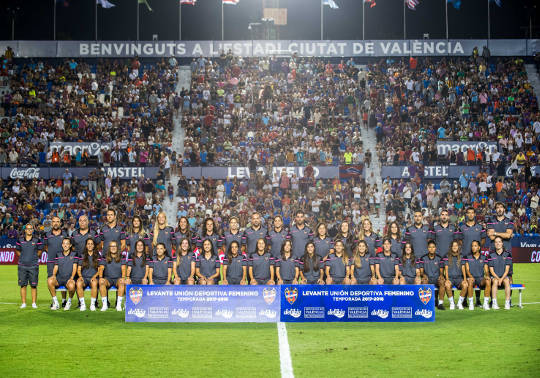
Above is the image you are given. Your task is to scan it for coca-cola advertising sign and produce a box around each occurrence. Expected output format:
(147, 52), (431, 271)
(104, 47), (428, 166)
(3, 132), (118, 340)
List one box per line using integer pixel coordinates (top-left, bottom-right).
(9, 168), (42, 180)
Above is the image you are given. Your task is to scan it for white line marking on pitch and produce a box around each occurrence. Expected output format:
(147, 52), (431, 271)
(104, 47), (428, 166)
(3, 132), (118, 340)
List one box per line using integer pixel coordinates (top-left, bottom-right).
(277, 322), (294, 378)
(522, 302), (540, 305)
(0, 302), (17, 305)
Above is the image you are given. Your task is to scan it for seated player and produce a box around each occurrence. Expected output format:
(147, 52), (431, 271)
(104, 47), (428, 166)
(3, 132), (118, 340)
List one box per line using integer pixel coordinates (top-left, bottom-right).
(375, 238), (399, 285)
(420, 240), (446, 310)
(276, 240), (299, 284)
(325, 240), (350, 285)
(465, 240), (491, 310)
(48, 238), (77, 311)
(173, 238), (196, 285)
(298, 242), (324, 284)
(98, 241), (126, 312)
(126, 240), (150, 285)
(196, 239), (220, 285)
(443, 240), (468, 310)
(76, 238), (100, 311)
(222, 241), (247, 285)
(349, 240), (376, 285)
(249, 238), (275, 285)
(149, 243), (172, 285)
(489, 236), (512, 310)
(399, 242), (421, 285)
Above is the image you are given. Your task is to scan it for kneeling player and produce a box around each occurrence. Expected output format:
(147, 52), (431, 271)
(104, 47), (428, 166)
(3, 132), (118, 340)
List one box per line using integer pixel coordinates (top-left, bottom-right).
(489, 236), (512, 310)
(375, 239), (399, 285)
(443, 241), (468, 310)
(76, 238), (100, 311)
(98, 241), (126, 311)
(47, 238), (77, 311)
(420, 240), (446, 310)
(465, 240), (491, 310)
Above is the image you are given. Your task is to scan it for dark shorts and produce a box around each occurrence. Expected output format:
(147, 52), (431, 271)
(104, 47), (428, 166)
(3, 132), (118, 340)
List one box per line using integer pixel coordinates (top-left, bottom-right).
(18, 266), (39, 287)
(382, 277), (395, 285)
(153, 278), (167, 285)
(355, 277), (372, 285)
(403, 276), (416, 285)
(226, 278), (242, 285)
(81, 277), (97, 287)
(104, 277), (119, 288)
(254, 278), (269, 285)
(449, 277), (464, 289)
(47, 262), (55, 278)
(306, 279), (320, 285)
(472, 277), (487, 288)
(331, 277), (345, 285)
(281, 279), (294, 285)
(56, 276), (71, 287)
(130, 278), (145, 285)
(426, 276), (440, 286)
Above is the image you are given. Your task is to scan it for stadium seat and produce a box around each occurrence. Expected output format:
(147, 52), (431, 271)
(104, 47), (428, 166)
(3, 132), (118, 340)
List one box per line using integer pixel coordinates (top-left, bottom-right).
(451, 284), (525, 308)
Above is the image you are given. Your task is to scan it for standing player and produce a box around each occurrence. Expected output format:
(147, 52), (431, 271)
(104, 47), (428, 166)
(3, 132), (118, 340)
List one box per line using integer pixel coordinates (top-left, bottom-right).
(15, 224), (43, 309)
(98, 208), (126, 256)
(458, 207), (486, 257)
(334, 221), (355, 256)
(44, 216), (68, 306)
(173, 238), (196, 285)
(489, 236), (512, 310)
(431, 209), (458, 258)
(149, 243), (172, 285)
(404, 211), (430, 258)
(443, 241), (468, 310)
(276, 240), (298, 284)
(289, 210), (313, 260)
(248, 238), (275, 285)
(196, 217), (222, 258)
(151, 212), (176, 257)
(222, 216), (244, 255)
(298, 242), (324, 284)
(126, 240), (150, 285)
(125, 216), (150, 257)
(174, 216), (196, 246)
(386, 221), (403, 256)
(375, 238), (400, 285)
(356, 218), (381, 257)
(313, 222), (333, 259)
(76, 238), (100, 311)
(419, 240), (446, 310)
(349, 240), (376, 285)
(242, 212), (268, 256)
(71, 215), (96, 258)
(47, 238), (77, 311)
(399, 242), (421, 284)
(222, 241), (247, 285)
(98, 241), (126, 311)
(267, 215), (289, 259)
(325, 240), (350, 284)
(465, 240), (491, 310)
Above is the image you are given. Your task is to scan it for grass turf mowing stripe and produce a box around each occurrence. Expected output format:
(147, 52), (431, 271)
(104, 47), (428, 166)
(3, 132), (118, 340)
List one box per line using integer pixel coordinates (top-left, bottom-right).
(277, 322), (294, 378)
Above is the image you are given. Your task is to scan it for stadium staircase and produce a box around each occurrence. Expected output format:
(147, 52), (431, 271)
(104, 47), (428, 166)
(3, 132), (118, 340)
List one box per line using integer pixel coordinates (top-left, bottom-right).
(525, 64), (540, 99)
(359, 118), (386, 235)
(162, 66), (191, 224)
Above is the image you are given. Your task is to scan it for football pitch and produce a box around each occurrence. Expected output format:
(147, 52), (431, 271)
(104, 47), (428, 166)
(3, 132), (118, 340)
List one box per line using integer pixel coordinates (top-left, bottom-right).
(1, 265), (539, 378)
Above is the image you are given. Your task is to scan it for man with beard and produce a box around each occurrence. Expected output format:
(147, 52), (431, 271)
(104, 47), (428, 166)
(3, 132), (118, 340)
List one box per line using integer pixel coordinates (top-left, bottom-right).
(431, 209), (458, 258)
(458, 207), (486, 257)
(242, 212), (267, 256)
(44, 216), (68, 307)
(289, 210), (313, 260)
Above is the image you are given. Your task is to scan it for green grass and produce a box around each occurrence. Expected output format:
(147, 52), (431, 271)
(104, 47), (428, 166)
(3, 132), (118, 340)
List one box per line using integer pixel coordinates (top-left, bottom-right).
(1, 264), (539, 377)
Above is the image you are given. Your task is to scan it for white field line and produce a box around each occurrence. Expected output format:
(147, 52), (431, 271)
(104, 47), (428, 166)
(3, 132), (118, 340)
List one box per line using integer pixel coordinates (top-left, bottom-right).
(277, 322), (294, 378)
(522, 302), (540, 305)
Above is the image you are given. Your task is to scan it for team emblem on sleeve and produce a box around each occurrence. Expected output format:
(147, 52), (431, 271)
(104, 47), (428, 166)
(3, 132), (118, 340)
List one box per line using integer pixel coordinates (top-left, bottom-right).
(284, 287), (298, 305)
(418, 287), (432, 305)
(129, 287), (143, 305)
(263, 288), (277, 304)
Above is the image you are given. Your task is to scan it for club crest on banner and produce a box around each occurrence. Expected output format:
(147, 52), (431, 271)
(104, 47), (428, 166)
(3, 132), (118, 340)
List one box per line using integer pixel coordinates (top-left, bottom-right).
(418, 287), (432, 305)
(263, 287), (277, 304)
(129, 287), (143, 305)
(284, 287), (298, 305)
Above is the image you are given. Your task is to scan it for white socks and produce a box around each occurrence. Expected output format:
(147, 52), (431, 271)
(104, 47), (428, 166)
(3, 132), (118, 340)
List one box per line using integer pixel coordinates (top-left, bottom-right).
(468, 297), (474, 304)
(91, 298), (96, 305)
(80, 298), (86, 306)
(66, 298), (71, 305)
(101, 298), (107, 306)
(484, 297), (490, 305)
(52, 296), (59, 305)
(117, 297), (124, 306)
(449, 297), (455, 305)
(438, 300), (443, 305)
(458, 296), (465, 305)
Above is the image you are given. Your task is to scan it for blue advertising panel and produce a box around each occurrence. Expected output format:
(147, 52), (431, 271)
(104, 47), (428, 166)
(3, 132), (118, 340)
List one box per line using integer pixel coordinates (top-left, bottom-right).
(280, 285), (435, 322)
(125, 285), (280, 323)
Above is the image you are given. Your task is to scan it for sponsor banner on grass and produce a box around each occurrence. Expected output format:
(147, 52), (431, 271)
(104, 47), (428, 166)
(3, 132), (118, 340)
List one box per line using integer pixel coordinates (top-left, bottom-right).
(0, 239), (48, 265)
(125, 285), (280, 322)
(280, 285), (435, 322)
(511, 236), (540, 263)
(181, 166), (339, 179)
